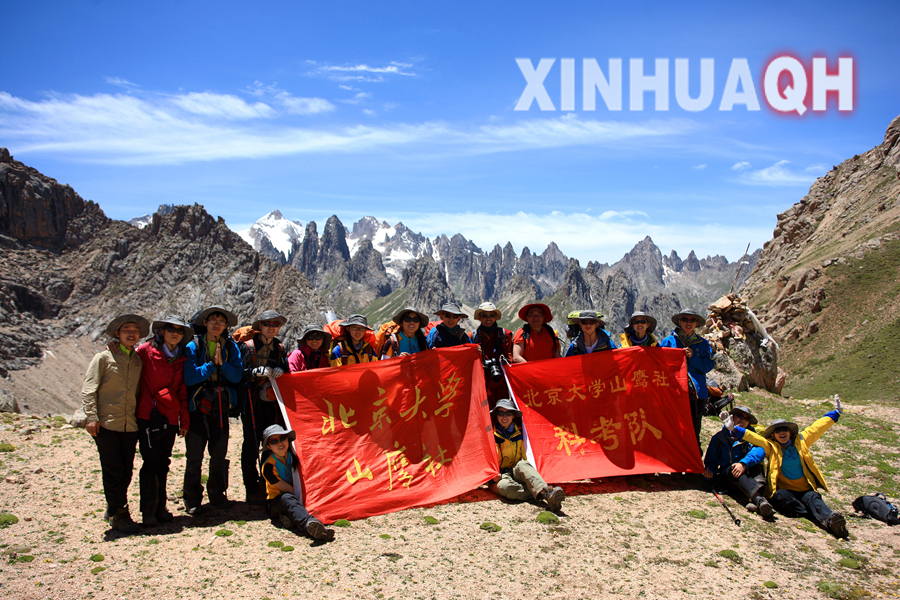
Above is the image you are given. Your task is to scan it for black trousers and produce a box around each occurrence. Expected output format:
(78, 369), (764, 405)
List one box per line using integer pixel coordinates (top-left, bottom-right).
(267, 493), (313, 529)
(718, 464), (765, 500)
(770, 488), (834, 523)
(94, 426), (139, 512)
(137, 419), (178, 516)
(241, 396), (284, 493)
(183, 410), (229, 508)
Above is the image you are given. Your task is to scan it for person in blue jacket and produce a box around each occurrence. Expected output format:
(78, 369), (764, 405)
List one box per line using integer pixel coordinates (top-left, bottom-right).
(182, 305), (244, 515)
(564, 310), (617, 356)
(659, 309), (715, 449)
(426, 302), (471, 349)
(703, 405), (774, 518)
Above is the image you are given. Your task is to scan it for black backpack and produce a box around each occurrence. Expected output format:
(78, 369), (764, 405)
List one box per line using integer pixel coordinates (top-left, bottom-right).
(852, 493), (899, 525)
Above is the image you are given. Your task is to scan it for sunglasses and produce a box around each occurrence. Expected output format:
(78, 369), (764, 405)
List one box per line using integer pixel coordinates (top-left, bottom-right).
(773, 426), (791, 434)
(480, 313), (498, 319)
(206, 319), (227, 326)
(268, 435), (289, 444)
(680, 317), (699, 323)
(631, 320), (648, 325)
(164, 325), (185, 335)
(495, 411), (515, 417)
(261, 321), (282, 328)
(402, 316), (421, 323)
(306, 333), (324, 341)
(580, 320), (599, 325)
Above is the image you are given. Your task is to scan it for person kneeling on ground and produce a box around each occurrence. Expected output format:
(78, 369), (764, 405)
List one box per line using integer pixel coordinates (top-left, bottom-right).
(703, 406), (774, 518)
(489, 399), (565, 512)
(260, 425), (333, 541)
(720, 397), (849, 538)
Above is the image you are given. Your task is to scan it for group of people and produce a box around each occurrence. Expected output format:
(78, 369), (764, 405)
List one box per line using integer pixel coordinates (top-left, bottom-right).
(81, 300), (847, 540)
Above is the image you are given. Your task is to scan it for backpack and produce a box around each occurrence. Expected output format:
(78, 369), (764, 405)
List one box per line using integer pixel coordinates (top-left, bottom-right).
(375, 321), (402, 356)
(521, 323), (561, 355)
(325, 319), (378, 350)
(852, 493), (900, 525)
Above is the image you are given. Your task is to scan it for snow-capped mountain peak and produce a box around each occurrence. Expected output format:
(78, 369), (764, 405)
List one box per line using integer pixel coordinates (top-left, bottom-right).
(238, 210), (305, 264)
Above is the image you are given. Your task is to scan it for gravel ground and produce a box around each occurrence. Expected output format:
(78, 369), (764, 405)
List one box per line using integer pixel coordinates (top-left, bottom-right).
(1, 410), (898, 600)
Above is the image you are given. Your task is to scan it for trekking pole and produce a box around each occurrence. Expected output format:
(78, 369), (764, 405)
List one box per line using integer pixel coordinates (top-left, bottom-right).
(729, 242), (752, 295)
(712, 490), (742, 526)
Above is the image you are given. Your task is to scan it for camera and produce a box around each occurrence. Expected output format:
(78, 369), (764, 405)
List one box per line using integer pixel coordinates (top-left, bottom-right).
(482, 357), (503, 382)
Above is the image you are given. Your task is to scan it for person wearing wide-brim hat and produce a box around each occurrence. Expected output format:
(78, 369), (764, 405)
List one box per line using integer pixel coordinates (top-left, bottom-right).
(135, 315), (193, 527)
(468, 302), (513, 410)
(659, 308), (714, 448)
(330, 314), (378, 366)
(381, 306), (430, 359)
(619, 311), (660, 348)
(721, 397), (849, 538)
(81, 313), (151, 534)
(426, 301), (471, 349)
(702, 405), (773, 519)
(182, 305), (244, 515)
(512, 303), (560, 363)
(288, 324), (332, 372)
(259, 425), (333, 541)
(488, 399), (565, 512)
(565, 310), (617, 357)
(241, 310), (291, 505)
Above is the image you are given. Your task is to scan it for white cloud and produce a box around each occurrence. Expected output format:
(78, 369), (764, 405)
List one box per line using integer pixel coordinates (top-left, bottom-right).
(0, 90), (695, 165)
(307, 60), (417, 82)
(105, 77), (138, 89)
(735, 160), (826, 186)
(731, 161), (751, 170)
(339, 92), (372, 105)
(692, 164), (707, 170)
(362, 109), (376, 116)
(170, 92), (274, 119)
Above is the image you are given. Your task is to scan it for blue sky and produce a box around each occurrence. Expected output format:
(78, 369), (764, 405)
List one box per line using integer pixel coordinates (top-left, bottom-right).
(2, 1), (898, 264)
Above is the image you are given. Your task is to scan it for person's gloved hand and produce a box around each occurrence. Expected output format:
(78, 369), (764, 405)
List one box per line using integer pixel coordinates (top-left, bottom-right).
(719, 410), (735, 431)
(834, 394), (843, 414)
(252, 366), (272, 378)
(271, 367), (285, 378)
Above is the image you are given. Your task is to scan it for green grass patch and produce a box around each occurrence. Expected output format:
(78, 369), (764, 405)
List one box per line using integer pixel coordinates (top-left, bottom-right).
(423, 516), (438, 525)
(267, 541), (283, 548)
(688, 509), (707, 519)
(480, 522), (502, 532)
(0, 514), (19, 528)
(214, 529), (233, 537)
(280, 546), (294, 552)
(717, 549), (741, 564)
(89, 554), (104, 562)
(379, 534), (391, 539)
(333, 519), (351, 528)
(536, 511), (559, 525)
(763, 581), (778, 589)
(90, 566), (106, 575)
(0, 443), (15, 452)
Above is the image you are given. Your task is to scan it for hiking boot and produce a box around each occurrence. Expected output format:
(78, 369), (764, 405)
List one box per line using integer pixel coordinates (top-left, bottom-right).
(825, 512), (849, 538)
(305, 518), (333, 541)
(276, 514), (293, 529)
(245, 488), (266, 506)
(541, 486), (565, 512)
(754, 495), (775, 518)
(211, 497), (234, 511)
(109, 509), (141, 534)
(102, 506), (113, 522)
(185, 505), (203, 517)
(142, 514), (158, 528)
(155, 509), (174, 524)
(745, 502), (758, 513)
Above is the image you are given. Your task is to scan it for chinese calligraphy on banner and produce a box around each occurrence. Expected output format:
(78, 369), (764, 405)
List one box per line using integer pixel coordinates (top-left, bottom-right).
(274, 345), (497, 522)
(505, 346), (703, 483)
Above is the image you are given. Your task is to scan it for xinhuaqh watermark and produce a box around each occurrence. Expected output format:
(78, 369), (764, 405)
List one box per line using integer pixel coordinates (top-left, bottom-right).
(514, 57), (854, 115)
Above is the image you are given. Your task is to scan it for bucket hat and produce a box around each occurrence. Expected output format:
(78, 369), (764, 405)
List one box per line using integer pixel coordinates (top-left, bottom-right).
(473, 302), (502, 321)
(252, 310), (287, 330)
(435, 302), (468, 318)
(151, 315), (194, 340)
(490, 398), (522, 418)
(341, 314), (373, 331)
(392, 306), (429, 329)
(262, 424), (296, 447)
(763, 419), (799, 439)
(196, 305), (238, 327)
(106, 314), (151, 338)
(299, 324), (332, 345)
(671, 309), (706, 327)
(575, 310), (604, 324)
(518, 303), (552, 322)
(626, 311), (657, 334)
(729, 405), (759, 426)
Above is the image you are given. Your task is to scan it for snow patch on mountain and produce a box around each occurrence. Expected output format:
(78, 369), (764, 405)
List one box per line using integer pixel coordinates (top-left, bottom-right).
(238, 210), (305, 259)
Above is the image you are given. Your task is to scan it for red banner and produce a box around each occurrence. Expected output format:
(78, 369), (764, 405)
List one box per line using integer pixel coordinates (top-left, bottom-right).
(504, 346), (703, 482)
(275, 345), (497, 522)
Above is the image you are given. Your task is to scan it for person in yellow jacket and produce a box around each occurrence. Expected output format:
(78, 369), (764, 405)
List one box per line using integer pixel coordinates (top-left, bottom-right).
(489, 398), (565, 512)
(720, 396), (848, 538)
(329, 314), (378, 366)
(619, 311), (660, 348)
(82, 313), (150, 534)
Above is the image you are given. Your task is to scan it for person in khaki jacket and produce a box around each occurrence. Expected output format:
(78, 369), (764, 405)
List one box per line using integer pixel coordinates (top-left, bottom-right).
(82, 314), (150, 534)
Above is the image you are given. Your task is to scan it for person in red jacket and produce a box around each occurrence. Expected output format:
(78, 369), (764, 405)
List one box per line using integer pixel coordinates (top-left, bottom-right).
(287, 324), (332, 372)
(135, 315), (192, 527)
(468, 302), (513, 410)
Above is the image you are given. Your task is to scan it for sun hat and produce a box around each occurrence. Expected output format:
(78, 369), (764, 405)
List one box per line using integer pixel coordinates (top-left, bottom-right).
(627, 311), (658, 334)
(566, 311), (583, 325)
(729, 405), (759, 426)
(518, 303), (552, 322)
(435, 302), (468, 318)
(671, 309), (706, 327)
(298, 324), (332, 345)
(391, 306), (429, 329)
(474, 302), (502, 321)
(150, 315), (194, 340)
(575, 310), (603, 324)
(196, 305), (238, 327)
(106, 314), (151, 338)
(490, 398), (522, 418)
(262, 424), (296, 447)
(341, 314), (373, 331)
(763, 419), (799, 439)
(252, 310), (287, 330)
